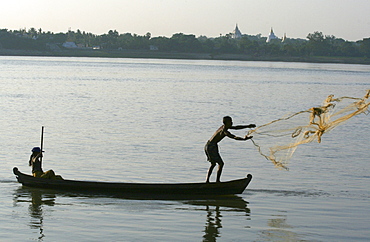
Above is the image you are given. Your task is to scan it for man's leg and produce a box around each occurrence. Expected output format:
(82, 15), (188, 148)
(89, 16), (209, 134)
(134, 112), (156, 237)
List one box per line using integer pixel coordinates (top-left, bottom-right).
(206, 163), (216, 183)
(216, 161), (224, 183)
(41, 170), (55, 179)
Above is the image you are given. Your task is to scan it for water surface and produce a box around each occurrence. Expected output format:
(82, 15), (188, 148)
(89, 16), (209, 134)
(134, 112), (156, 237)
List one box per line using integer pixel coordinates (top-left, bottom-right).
(1, 56), (369, 241)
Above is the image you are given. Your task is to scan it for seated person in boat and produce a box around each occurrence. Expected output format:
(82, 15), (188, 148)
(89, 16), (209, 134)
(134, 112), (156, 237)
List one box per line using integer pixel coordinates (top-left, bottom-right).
(205, 116), (255, 183)
(29, 147), (63, 180)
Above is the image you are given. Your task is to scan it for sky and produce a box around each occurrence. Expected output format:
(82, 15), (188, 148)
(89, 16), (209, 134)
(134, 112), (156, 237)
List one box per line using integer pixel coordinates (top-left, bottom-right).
(1, 0), (369, 41)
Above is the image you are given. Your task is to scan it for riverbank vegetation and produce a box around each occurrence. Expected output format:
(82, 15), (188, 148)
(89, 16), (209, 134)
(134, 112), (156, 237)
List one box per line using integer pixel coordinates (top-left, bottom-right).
(1, 28), (369, 64)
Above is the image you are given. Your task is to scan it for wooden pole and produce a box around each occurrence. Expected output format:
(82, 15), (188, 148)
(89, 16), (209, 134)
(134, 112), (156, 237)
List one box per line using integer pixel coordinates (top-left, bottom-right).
(40, 126), (44, 163)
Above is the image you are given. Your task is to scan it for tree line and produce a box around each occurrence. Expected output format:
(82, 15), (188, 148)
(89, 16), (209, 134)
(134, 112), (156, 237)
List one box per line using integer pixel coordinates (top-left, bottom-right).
(1, 28), (370, 58)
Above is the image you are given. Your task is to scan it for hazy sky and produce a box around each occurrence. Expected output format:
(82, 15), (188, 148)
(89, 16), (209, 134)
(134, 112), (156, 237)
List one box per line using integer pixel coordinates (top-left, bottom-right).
(1, 0), (369, 41)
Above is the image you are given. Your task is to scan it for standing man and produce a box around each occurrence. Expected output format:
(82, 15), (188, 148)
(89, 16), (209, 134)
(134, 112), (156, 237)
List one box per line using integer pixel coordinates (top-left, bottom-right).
(205, 116), (255, 183)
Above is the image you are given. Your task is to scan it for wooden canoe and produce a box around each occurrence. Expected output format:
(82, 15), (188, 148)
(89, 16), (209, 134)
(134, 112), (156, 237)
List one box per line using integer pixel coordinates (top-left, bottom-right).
(13, 167), (252, 198)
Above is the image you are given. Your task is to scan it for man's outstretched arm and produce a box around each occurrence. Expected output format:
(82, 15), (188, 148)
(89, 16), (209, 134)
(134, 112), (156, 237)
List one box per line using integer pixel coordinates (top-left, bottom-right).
(230, 124), (256, 130)
(225, 131), (253, 140)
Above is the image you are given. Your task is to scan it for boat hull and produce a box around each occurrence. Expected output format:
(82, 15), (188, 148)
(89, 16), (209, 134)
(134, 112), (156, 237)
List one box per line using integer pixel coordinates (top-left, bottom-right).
(13, 167), (252, 198)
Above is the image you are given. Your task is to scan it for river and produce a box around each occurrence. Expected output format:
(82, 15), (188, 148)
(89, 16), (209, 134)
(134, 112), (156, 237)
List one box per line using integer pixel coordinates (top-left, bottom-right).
(1, 56), (369, 241)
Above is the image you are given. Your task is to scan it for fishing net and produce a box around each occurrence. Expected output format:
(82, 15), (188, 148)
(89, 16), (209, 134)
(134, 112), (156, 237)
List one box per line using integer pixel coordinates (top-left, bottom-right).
(248, 90), (370, 170)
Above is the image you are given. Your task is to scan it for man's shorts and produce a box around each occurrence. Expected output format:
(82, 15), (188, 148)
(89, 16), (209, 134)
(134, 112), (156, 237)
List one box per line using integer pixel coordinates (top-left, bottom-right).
(205, 141), (224, 165)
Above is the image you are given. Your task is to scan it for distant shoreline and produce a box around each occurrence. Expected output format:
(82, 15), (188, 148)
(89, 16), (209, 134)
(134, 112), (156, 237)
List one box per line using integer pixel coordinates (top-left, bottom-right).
(1, 48), (369, 65)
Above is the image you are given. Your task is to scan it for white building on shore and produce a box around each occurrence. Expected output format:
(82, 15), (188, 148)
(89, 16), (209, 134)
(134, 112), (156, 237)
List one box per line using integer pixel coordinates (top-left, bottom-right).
(230, 25), (286, 42)
(232, 24), (242, 39)
(266, 28), (278, 42)
(62, 41), (78, 48)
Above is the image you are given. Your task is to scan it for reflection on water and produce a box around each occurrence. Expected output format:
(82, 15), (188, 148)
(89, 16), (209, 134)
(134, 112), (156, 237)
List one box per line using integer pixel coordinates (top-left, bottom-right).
(185, 197), (250, 241)
(258, 213), (303, 241)
(203, 205), (222, 241)
(13, 187), (56, 241)
(13, 186), (252, 242)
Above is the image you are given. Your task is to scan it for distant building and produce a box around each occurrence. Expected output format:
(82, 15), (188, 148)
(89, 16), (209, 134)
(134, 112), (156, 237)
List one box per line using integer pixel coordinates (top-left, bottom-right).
(232, 24), (242, 39)
(266, 28), (278, 43)
(282, 33), (287, 42)
(62, 41), (78, 48)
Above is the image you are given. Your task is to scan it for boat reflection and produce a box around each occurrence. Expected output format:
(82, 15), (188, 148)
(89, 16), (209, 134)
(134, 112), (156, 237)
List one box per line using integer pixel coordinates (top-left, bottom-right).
(13, 187), (56, 241)
(13, 186), (250, 242)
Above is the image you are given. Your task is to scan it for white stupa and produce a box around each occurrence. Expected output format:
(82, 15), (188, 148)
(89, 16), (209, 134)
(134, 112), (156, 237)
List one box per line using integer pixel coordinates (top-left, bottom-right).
(232, 24), (242, 39)
(282, 33), (287, 42)
(266, 28), (278, 42)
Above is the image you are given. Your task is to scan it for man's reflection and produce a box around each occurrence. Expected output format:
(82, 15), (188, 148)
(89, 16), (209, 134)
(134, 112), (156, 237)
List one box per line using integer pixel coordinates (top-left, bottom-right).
(203, 205), (222, 241)
(185, 196), (250, 242)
